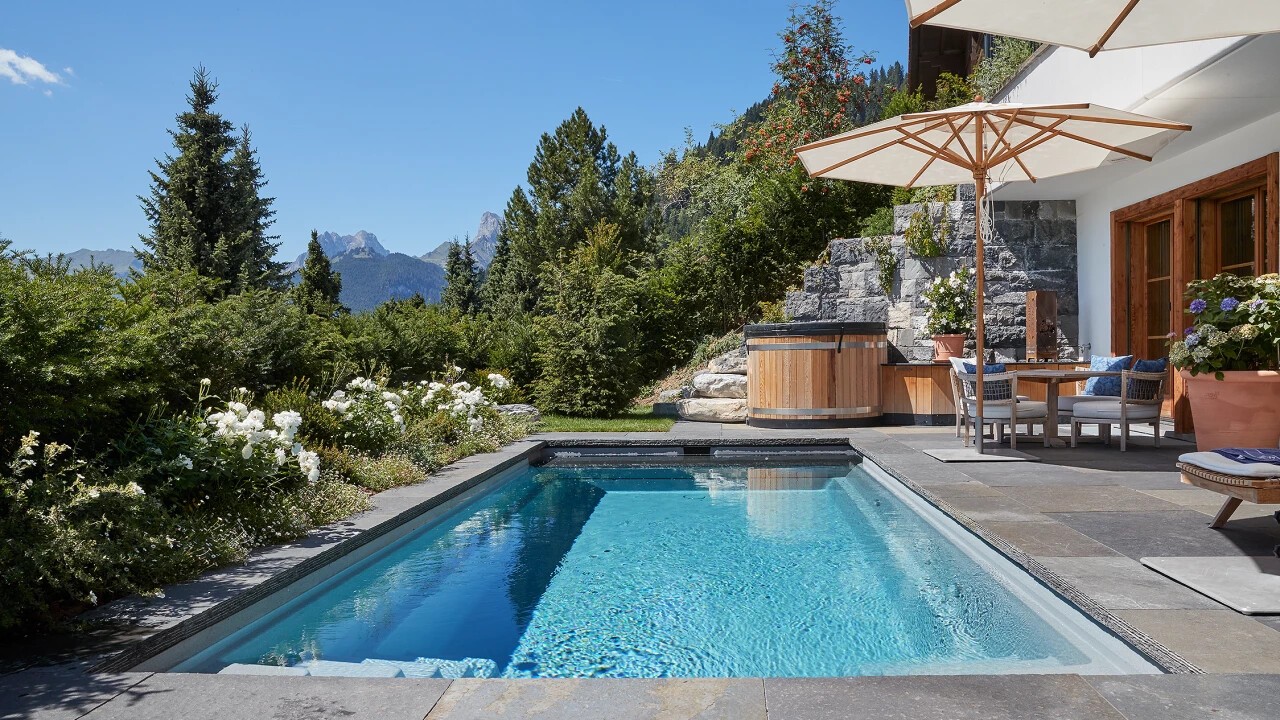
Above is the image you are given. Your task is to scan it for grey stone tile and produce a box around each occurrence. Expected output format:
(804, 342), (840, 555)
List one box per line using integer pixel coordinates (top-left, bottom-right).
(1048, 511), (1280, 559)
(0, 668), (151, 720)
(1256, 615), (1280, 632)
(426, 678), (765, 720)
(998, 485), (1184, 513)
(944, 495), (1047, 523)
(763, 675), (1125, 720)
(1085, 674), (1280, 720)
(982, 520), (1122, 557)
(1113, 609), (1280, 673)
(1133, 487), (1230, 506)
(84, 674), (450, 720)
(1037, 556), (1222, 610)
(955, 464), (1118, 487)
(920, 481), (1007, 499)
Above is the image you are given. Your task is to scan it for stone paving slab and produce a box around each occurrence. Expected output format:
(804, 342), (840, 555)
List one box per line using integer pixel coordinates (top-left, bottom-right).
(763, 675), (1127, 720)
(424, 678), (765, 720)
(943, 494), (1054, 523)
(1113, 610), (1280, 673)
(1048, 511), (1280, 559)
(1142, 557), (1280, 614)
(1037, 556), (1224, 610)
(998, 485), (1184, 513)
(0, 667), (152, 720)
(979, 521), (1122, 557)
(82, 674), (450, 719)
(1085, 674), (1280, 720)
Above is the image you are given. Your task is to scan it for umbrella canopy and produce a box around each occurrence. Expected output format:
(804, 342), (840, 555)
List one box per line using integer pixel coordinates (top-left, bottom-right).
(907, 0), (1280, 57)
(796, 102), (1188, 187)
(795, 101), (1189, 450)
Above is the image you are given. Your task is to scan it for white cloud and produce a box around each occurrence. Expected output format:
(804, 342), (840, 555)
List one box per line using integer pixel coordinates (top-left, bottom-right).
(63, 66), (74, 76)
(0, 48), (62, 86)
(43, 88), (52, 97)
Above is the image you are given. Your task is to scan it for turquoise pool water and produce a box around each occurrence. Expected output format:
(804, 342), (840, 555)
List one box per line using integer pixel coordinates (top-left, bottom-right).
(174, 460), (1156, 677)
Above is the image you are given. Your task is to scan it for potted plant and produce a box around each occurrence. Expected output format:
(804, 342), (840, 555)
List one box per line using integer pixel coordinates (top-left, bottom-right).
(1168, 273), (1280, 450)
(921, 267), (975, 363)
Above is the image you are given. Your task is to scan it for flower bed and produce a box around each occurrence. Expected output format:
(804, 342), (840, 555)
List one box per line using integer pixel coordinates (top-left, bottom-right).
(0, 368), (530, 634)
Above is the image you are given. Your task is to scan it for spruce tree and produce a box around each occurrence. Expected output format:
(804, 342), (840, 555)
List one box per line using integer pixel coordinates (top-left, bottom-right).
(485, 108), (653, 314)
(137, 66), (282, 294)
(440, 237), (479, 314)
(292, 229), (343, 315)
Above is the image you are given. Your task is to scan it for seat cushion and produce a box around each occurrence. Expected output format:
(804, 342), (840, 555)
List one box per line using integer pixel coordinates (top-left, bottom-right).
(1056, 395), (1088, 412)
(1071, 399), (1160, 420)
(964, 400), (1047, 420)
(1179, 451), (1280, 478)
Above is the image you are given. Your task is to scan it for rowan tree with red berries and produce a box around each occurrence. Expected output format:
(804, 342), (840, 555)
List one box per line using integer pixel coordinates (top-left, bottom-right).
(742, 0), (876, 172)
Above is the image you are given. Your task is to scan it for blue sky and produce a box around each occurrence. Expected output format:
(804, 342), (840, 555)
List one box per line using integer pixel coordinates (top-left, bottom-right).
(2, 1), (907, 259)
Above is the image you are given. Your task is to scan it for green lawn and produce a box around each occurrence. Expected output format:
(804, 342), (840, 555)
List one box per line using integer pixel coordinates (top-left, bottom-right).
(538, 406), (676, 432)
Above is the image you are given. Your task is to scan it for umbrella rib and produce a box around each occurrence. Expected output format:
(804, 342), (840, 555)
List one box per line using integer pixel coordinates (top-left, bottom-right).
(943, 115), (977, 168)
(808, 118), (952, 177)
(909, 0), (964, 29)
(896, 119), (972, 170)
(1012, 109), (1190, 131)
(986, 116), (1067, 167)
(900, 103), (1091, 122)
(1089, 0), (1142, 57)
(1008, 116), (1154, 161)
(794, 115), (938, 152)
(989, 111), (1037, 182)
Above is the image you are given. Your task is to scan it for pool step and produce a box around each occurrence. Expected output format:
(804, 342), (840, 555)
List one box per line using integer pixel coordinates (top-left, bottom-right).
(303, 660), (404, 678)
(362, 657), (498, 679)
(217, 664), (308, 676)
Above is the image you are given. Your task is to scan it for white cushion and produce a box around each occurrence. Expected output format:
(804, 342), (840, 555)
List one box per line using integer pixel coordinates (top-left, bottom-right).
(964, 400), (1047, 420)
(1071, 400), (1160, 420)
(1056, 395), (1089, 412)
(1178, 451), (1280, 478)
(948, 357), (969, 375)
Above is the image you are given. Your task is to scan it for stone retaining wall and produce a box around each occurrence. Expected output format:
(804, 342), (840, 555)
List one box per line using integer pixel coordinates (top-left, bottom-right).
(785, 194), (1080, 363)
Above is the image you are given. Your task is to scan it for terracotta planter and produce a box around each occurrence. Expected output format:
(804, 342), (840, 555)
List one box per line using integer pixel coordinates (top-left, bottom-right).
(1181, 370), (1280, 451)
(932, 334), (966, 364)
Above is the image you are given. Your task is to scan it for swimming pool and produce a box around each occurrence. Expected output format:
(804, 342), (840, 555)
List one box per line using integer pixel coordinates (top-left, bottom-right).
(170, 457), (1158, 677)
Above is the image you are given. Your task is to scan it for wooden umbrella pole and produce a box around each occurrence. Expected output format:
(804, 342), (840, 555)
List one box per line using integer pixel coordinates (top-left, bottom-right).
(973, 114), (987, 453)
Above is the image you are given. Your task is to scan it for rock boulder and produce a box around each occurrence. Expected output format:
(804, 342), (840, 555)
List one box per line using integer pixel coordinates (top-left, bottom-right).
(497, 404), (542, 422)
(707, 347), (748, 375)
(692, 373), (747, 399)
(677, 398), (747, 423)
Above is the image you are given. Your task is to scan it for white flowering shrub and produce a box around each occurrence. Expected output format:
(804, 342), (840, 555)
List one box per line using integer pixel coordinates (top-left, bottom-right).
(119, 386), (322, 509)
(921, 267), (976, 336)
(320, 376), (407, 454)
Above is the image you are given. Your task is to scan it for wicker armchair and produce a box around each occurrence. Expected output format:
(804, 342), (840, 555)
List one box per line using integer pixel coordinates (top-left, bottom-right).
(1070, 370), (1165, 452)
(957, 371), (1049, 449)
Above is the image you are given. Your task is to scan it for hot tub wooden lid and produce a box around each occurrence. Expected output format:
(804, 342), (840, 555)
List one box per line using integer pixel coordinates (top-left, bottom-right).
(744, 321), (887, 338)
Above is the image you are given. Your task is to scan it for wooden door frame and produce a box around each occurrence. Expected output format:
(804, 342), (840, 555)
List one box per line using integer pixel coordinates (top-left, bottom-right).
(1110, 153), (1280, 432)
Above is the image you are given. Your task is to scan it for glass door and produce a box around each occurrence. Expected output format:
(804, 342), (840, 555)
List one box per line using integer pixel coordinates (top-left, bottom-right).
(1142, 217), (1173, 361)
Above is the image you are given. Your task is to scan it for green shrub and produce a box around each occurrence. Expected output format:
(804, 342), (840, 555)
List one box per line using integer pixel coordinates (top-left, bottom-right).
(534, 254), (643, 417)
(859, 206), (894, 237)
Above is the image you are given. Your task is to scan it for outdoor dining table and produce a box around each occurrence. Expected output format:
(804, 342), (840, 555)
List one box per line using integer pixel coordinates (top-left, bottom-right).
(1014, 369), (1122, 447)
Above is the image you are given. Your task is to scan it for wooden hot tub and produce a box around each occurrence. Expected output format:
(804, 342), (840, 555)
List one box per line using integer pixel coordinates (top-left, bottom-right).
(745, 321), (888, 428)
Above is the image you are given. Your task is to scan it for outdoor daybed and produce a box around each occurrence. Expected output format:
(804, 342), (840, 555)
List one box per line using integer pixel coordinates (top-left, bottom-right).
(1177, 451), (1280, 529)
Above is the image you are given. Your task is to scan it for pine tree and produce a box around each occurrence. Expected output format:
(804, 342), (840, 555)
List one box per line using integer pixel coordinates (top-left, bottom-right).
(137, 66), (282, 294)
(292, 229), (343, 315)
(440, 237), (479, 314)
(484, 107), (653, 314)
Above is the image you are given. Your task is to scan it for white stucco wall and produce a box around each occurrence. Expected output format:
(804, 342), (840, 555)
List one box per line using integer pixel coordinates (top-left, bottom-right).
(1074, 109), (1280, 354)
(996, 39), (1242, 108)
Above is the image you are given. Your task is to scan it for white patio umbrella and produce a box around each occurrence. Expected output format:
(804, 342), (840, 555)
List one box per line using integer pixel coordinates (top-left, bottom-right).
(907, 0), (1280, 57)
(795, 101), (1189, 451)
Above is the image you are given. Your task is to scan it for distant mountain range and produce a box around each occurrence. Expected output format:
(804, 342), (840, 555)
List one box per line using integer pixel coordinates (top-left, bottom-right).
(63, 248), (143, 278)
(61, 212), (504, 312)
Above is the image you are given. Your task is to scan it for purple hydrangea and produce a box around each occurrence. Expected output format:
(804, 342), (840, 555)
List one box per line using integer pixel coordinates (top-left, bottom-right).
(1185, 332), (1202, 347)
(1250, 298), (1266, 311)
(1189, 298), (1208, 314)
(1184, 326), (1195, 336)
(1221, 297), (1240, 312)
